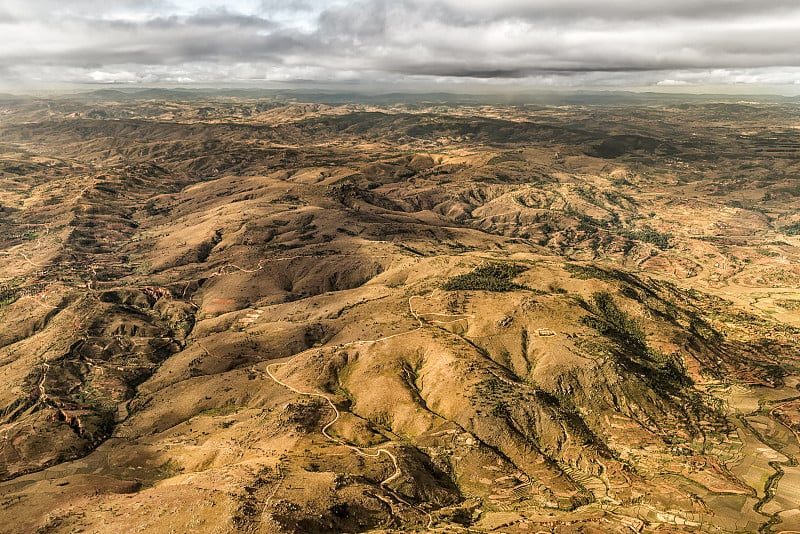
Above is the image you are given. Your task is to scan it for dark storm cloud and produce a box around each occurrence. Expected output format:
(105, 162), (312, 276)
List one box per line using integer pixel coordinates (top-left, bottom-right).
(2, 0), (800, 88)
(0, 8), (292, 66)
(317, 1), (386, 42)
(143, 13), (277, 30)
(423, 0), (800, 23)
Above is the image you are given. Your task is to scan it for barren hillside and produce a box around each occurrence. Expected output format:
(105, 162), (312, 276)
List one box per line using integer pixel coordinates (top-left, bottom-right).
(1, 93), (799, 533)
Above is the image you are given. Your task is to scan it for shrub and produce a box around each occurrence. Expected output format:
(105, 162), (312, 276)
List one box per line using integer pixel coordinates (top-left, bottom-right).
(581, 291), (647, 350)
(781, 222), (800, 236)
(564, 263), (617, 281)
(580, 291), (691, 392)
(619, 225), (672, 249)
(442, 262), (528, 292)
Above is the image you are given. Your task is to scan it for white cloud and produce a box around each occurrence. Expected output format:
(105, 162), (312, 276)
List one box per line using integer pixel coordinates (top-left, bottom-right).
(2, 0), (800, 90)
(657, 79), (691, 86)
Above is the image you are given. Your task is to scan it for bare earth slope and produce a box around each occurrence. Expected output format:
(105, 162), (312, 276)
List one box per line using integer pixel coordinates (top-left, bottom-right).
(1, 93), (800, 533)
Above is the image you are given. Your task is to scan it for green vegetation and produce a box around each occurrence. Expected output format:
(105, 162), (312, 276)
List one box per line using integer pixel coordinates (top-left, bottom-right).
(619, 225), (673, 249)
(487, 151), (525, 165)
(0, 285), (21, 307)
(780, 222), (800, 236)
(442, 262), (528, 292)
(580, 291), (690, 392)
(580, 291), (647, 351)
(757, 247), (781, 257)
(725, 199), (768, 214)
(776, 299), (800, 311)
(564, 263), (617, 281)
(688, 314), (722, 341)
(547, 281), (567, 294)
(198, 403), (241, 417)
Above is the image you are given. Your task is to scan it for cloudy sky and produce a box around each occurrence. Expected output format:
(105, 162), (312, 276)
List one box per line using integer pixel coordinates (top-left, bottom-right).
(2, 0), (800, 92)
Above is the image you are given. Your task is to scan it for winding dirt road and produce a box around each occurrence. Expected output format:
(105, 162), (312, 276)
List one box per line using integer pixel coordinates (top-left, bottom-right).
(259, 288), (478, 528)
(265, 362), (403, 489)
